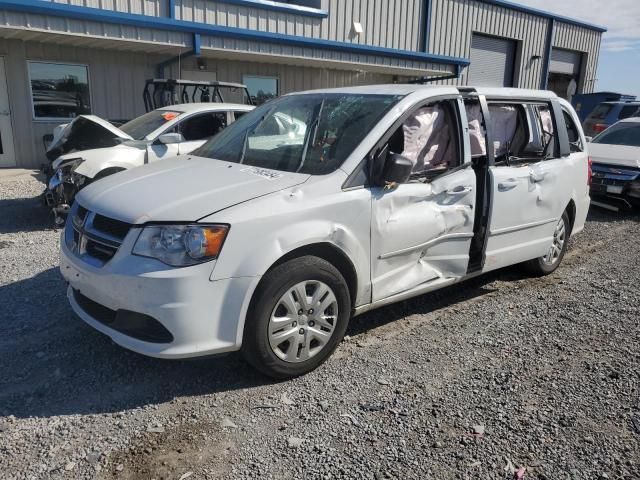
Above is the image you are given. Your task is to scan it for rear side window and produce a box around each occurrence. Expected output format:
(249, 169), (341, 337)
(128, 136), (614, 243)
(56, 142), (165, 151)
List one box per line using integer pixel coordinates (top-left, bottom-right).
(482, 101), (557, 164)
(589, 103), (613, 120)
(618, 105), (639, 120)
(562, 110), (583, 152)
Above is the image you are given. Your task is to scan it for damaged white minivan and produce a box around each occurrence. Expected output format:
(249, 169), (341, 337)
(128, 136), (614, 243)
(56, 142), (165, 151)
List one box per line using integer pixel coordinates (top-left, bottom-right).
(60, 85), (590, 378)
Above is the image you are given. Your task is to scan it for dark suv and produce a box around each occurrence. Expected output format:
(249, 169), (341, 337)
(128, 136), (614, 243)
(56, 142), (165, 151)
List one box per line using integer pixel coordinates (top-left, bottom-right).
(583, 101), (640, 137)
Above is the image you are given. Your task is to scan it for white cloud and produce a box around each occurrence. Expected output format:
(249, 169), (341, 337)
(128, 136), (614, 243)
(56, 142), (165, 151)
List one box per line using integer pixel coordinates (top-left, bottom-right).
(515, 0), (640, 46)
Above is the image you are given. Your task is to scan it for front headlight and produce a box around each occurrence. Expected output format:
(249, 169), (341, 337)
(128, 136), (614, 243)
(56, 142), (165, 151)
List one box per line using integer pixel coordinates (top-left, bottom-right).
(132, 224), (229, 267)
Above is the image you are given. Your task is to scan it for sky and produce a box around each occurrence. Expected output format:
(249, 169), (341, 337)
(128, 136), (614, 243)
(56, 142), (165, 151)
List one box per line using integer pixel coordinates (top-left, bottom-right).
(515, 0), (640, 97)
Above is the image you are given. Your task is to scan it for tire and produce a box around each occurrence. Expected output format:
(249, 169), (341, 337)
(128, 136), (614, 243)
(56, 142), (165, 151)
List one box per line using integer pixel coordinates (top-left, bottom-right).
(521, 211), (570, 276)
(241, 256), (351, 379)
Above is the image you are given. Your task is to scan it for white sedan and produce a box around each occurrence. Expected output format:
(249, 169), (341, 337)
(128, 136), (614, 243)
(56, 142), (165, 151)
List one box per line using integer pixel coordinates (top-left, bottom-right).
(45, 103), (254, 222)
(588, 117), (640, 210)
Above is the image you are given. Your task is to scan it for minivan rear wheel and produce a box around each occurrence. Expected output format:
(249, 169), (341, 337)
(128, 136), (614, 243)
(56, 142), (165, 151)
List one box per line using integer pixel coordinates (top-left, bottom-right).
(522, 211), (570, 276)
(241, 256), (351, 379)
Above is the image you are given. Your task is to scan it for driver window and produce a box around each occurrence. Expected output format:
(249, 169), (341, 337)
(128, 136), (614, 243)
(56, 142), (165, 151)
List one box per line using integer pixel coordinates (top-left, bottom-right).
(391, 100), (459, 181)
(179, 113), (227, 141)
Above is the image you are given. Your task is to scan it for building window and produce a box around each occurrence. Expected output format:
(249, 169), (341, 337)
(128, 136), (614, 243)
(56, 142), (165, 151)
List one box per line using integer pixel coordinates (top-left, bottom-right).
(28, 62), (91, 119)
(243, 75), (278, 105)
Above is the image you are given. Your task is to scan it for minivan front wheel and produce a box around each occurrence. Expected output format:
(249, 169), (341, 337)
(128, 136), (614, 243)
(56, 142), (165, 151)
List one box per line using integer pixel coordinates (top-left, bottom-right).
(242, 256), (351, 379)
(522, 211), (570, 276)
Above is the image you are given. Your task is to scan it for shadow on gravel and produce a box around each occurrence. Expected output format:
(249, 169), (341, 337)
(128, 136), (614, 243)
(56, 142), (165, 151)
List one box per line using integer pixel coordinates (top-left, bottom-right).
(587, 205), (640, 224)
(0, 178), (54, 234)
(0, 265), (522, 420)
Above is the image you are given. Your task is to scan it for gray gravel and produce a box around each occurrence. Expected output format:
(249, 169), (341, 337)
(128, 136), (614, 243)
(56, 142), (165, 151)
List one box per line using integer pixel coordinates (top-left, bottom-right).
(1, 171), (639, 480)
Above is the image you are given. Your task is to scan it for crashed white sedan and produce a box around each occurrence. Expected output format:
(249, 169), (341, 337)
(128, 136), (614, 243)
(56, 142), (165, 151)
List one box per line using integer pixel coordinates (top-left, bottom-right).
(45, 103), (254, 222)
(60, 85), (590, 378)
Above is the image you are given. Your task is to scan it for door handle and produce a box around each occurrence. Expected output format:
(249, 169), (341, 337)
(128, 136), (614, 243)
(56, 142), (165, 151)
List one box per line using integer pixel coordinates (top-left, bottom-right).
(529, 171), (545, 183)
(444, 185), (473, 196)
(498, 180), (519, 191)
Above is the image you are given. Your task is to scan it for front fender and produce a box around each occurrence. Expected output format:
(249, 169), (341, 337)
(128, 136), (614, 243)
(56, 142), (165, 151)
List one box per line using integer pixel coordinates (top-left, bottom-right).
(74, 148), (145, 179)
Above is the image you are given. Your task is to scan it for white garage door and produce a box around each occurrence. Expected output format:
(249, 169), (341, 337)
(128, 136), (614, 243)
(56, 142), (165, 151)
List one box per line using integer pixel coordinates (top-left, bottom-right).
(468, 34), (516, 87)
(550, 48), (581, 75)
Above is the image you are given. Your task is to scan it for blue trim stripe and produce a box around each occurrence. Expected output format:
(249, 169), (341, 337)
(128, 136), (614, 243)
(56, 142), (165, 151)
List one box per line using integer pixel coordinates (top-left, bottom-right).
(193, 32), (201, 55)
(0, 0), (470, 67)
(477, 0), (607, 33)
(213, 0), (327, 18)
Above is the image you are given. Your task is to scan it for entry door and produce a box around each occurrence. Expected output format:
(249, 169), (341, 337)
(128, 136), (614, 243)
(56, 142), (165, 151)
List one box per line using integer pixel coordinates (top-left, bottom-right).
(371, 168), (477, 302)
(0, 57), (16, 167)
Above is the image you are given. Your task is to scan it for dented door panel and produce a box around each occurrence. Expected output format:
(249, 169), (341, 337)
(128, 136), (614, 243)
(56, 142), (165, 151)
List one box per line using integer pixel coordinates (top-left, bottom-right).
(371, 167), (476, 302)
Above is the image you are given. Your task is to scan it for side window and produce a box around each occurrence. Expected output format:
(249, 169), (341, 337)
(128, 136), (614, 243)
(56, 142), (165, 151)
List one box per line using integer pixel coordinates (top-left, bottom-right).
(562, 110), (583, 153)
(179, 113), (227, 141)
(389, 100), (460, 181)
(233, 111), (248, 122)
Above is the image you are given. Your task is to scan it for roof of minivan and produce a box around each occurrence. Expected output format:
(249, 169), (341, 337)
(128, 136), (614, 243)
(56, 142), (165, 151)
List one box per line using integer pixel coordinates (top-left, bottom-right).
(157, 103), (254, 114)
(292, 84), (559, 100)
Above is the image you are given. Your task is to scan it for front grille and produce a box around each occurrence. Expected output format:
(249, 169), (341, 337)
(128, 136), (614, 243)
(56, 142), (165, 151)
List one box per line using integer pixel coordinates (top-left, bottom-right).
(66, 204), (132, 266)
(93, 214), (131, 240)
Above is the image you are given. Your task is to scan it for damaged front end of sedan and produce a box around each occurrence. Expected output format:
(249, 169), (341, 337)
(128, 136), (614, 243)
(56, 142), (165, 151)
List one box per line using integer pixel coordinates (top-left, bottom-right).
(44, 157), (89, 225)
(590, 163), (640, 211)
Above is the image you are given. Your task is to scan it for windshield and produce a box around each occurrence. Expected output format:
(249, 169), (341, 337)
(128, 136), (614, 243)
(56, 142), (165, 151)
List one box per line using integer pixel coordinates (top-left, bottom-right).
(592, 123), (640, 147)
(191, 93), (402, 175)
(119, 110), (183, 140)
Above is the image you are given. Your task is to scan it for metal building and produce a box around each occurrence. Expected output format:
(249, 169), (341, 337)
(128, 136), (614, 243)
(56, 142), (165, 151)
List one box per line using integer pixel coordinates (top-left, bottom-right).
(0, 0), (605, 168)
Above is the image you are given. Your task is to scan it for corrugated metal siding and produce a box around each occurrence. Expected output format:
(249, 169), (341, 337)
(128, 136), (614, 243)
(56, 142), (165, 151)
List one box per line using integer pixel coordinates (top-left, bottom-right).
(428, 0), (550, 89)
(0, 10), (190, 48)
(198, 34), (453, 76)
(168, 56), (393, 95)
(174, 0), (425, 50)
(52, 0), (168, 17)
(553, 22), (601, 93)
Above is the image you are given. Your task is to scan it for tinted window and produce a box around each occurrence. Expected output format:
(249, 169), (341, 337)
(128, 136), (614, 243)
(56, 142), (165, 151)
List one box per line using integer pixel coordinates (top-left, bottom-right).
(29, 62), (91, 119)
(618, 105), (640, 120)
(119, 110), (183, 140)
(179, 112), (227, 141)
(192, 93), (402, 175)
(592, 123), (640, 147)
(589, 103), (613, 120)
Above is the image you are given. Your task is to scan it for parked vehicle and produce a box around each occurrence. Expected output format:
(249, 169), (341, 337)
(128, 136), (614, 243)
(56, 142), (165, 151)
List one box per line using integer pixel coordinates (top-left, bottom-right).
(572, 91), (636, 123)
(582, 101), (640, 137)
(44, 103), (254, 224)
(588, 118), (640, 211)
(60, 85), (590, 378)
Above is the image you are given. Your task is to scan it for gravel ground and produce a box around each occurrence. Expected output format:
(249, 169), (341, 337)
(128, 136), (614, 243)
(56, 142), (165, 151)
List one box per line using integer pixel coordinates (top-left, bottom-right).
(1, 171), (639, 480)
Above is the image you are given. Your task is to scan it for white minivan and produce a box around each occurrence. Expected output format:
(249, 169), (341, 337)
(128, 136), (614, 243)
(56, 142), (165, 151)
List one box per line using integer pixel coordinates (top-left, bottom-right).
(60, 85), (590, 378)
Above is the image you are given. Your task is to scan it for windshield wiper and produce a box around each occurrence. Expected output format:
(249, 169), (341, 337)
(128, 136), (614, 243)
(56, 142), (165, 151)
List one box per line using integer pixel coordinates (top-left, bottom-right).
(296, 101), (324, 173)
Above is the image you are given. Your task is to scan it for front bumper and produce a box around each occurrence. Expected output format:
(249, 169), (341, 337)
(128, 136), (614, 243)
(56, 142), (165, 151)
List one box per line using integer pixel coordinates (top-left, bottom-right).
(590, 163), (640, 210)
(60, 233), (258, 359)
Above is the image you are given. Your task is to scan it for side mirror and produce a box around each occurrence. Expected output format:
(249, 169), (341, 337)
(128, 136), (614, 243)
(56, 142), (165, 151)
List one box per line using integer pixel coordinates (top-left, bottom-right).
(158, 133), (184, 144)
(584, 136), (593, 143)
(383, 153), (413, 185)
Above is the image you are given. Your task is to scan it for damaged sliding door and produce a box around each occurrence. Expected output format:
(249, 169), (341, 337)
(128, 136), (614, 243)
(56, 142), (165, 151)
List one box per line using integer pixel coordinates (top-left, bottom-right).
(370, 97), (476, 302)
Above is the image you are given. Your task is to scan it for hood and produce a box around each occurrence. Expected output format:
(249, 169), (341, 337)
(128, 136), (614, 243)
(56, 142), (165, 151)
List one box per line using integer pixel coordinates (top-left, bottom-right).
(46, 115), (133, 161)
(76, 156), (311, 224)
(588, 143), (640, 169)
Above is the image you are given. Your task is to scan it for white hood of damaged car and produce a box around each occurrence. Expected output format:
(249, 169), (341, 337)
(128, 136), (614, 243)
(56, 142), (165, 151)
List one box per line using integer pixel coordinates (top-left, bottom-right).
(76, 156), (310, 224)
(589, 143), (640, 169)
